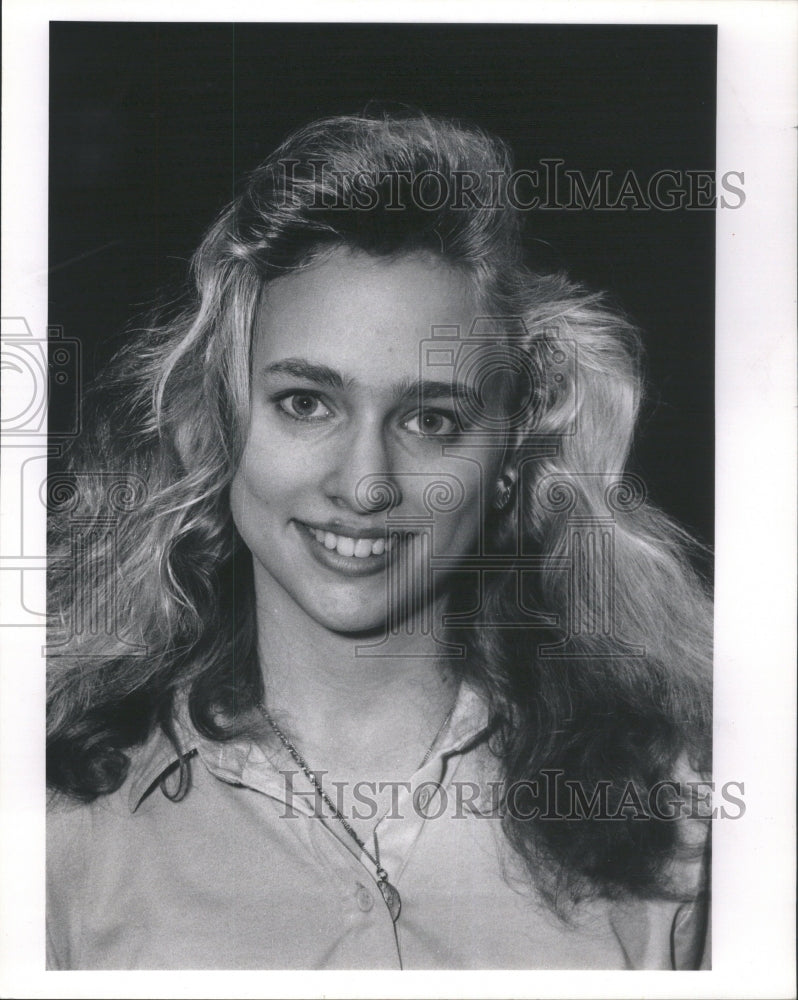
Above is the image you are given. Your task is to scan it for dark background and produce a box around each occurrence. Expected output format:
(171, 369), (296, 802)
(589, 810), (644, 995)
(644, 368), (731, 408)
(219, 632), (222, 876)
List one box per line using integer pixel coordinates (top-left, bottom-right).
(49, 22), (715, 545)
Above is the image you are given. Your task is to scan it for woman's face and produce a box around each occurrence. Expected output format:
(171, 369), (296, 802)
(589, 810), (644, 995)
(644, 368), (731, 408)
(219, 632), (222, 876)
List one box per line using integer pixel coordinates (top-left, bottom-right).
(230, 248), (508, 636)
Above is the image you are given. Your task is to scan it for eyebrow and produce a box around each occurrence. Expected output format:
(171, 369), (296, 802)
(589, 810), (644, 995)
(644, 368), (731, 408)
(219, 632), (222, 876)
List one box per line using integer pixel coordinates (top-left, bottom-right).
(258, 358), (347, 391)
(258, 357), (470, 404)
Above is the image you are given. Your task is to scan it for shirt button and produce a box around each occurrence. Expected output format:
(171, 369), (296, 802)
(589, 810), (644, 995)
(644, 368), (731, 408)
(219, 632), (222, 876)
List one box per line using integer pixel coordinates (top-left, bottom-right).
(356, 885), (374, 912)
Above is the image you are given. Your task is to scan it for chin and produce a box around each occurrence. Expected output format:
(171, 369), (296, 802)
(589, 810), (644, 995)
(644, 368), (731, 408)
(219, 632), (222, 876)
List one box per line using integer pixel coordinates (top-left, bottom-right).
(308, 601), (394, 638)
(302, 583), (435, 638)
(325, 619), (397, 640)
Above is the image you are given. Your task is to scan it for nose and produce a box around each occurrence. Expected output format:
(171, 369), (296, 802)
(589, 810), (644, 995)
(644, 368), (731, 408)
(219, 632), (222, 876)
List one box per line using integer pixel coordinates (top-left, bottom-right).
(321, 419), (402, 515)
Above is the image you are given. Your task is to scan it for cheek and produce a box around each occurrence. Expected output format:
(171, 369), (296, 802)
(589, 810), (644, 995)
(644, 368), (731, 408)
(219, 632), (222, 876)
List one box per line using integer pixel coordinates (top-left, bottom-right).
(229, 443), (306, 556)
(230, 427), (312, 512)
(228, 468), (263, 547)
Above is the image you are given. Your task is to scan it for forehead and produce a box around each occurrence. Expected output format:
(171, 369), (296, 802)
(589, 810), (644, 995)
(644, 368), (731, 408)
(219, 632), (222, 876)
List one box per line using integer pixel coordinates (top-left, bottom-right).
(251, 249), (481, 381)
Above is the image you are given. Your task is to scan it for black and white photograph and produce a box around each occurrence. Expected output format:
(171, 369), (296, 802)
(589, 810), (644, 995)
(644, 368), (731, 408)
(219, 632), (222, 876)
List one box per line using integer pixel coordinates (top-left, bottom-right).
(1, 2), (795, 997)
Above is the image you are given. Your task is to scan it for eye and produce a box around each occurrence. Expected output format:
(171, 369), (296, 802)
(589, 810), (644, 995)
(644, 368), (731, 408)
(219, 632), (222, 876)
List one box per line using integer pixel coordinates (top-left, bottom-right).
(277, 393), (332, 421)
(403, 411), (458, 437)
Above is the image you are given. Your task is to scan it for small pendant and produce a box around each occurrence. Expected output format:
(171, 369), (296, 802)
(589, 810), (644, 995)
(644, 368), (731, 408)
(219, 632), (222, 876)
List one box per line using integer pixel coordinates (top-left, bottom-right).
(377, 878), (402, 922)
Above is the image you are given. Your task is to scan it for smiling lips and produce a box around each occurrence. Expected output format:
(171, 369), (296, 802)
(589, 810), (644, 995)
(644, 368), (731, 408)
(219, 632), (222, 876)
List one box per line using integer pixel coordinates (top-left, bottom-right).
(305, 525), (398, 559)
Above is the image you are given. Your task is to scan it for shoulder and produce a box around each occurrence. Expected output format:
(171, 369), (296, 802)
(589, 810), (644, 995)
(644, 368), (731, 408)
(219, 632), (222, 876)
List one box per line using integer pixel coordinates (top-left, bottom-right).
(46, 729), (186, 970)
(668, 753), (712, 894)
(46, 779), (139, 885)
(47, 792), (94, 886)
(604, 888), (710, 970)
(569, 751), (712, 970)
(46, 792), (105, 970)
(610, 754), (712, 970)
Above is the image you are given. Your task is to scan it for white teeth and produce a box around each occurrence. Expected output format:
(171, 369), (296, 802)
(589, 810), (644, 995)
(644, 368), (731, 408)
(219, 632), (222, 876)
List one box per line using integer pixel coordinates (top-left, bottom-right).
(353, 538), (372, 558)
(306, 525), (393, 558)
(336, 536), (355, 558)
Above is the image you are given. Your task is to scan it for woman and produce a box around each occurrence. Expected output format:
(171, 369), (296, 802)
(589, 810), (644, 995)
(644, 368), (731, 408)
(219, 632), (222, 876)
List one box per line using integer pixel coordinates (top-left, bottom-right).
(46, 113), (712, 970)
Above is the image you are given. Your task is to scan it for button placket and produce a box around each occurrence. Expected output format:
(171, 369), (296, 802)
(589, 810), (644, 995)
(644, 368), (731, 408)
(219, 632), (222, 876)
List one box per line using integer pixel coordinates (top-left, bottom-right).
(368, 756), (440, 891)
(378, 749), (473, 888)
(355, 883), (375, 912)
(304, 814), (404, 935)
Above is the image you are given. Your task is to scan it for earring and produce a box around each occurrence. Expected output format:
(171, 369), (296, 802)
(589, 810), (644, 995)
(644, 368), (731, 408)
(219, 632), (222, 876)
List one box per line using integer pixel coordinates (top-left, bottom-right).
(493, 475), (514, 511)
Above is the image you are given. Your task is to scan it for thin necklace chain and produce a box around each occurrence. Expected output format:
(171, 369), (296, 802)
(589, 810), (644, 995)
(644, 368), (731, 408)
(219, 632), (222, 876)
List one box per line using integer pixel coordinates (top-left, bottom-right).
(260, 703), (455, 880)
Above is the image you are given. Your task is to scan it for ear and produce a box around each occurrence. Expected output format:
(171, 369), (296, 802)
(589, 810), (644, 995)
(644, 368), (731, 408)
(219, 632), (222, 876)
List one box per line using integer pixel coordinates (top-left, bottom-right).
(501, 464), (518, 489)
(491, 468), (517, 511)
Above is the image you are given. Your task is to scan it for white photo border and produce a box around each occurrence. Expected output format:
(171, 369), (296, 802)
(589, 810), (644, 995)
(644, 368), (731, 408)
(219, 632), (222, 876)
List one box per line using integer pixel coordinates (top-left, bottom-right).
(1, 1), (795, 998)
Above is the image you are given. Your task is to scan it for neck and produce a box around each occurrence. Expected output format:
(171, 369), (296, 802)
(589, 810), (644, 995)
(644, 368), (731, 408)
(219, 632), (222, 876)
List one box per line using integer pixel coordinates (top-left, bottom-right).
(253, 586), (460, 777)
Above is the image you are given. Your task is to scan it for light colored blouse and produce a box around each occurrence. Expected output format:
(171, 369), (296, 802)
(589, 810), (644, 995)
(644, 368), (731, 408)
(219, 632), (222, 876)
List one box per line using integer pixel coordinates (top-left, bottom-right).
(47, 684), (709, 970)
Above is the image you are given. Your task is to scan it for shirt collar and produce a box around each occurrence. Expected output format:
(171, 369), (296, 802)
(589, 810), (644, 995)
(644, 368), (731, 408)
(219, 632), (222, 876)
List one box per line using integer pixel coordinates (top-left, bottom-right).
(435, 680), (492, 757)
(126, 724), (192, 811)
(127, 679), (492, 812)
